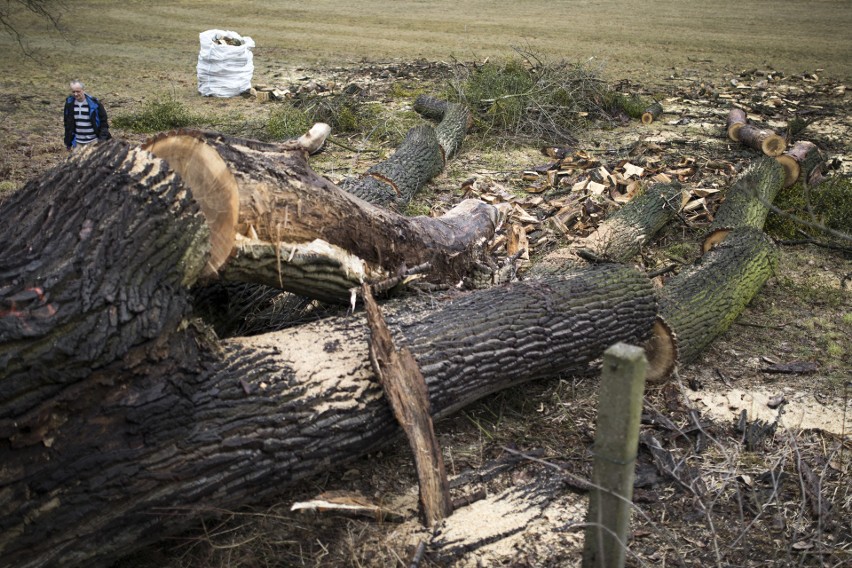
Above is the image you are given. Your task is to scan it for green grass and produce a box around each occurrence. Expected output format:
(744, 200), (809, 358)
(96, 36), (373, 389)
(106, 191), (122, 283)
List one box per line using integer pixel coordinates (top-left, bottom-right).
(112, 96), (206, 133)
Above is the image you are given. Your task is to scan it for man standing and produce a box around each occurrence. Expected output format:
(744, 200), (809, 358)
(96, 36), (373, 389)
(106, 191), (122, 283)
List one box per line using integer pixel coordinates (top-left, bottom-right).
(64, 80), (111, 151)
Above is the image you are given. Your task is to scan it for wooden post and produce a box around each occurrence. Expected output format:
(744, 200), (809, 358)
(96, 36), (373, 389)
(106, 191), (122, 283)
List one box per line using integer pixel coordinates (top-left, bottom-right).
(582, 343), (648, 568)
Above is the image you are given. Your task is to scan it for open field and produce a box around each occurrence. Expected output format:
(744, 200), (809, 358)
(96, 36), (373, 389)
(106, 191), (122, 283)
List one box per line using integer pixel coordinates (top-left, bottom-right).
(1, 2), (851, 567)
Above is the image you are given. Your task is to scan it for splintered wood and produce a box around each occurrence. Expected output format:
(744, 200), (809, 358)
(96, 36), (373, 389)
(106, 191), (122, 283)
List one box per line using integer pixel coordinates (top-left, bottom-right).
(361, 284), (452, 526)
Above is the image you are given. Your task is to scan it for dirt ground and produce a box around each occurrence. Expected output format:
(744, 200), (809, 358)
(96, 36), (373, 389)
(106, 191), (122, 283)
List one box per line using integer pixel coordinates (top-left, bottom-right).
(1, 15), (851, 568)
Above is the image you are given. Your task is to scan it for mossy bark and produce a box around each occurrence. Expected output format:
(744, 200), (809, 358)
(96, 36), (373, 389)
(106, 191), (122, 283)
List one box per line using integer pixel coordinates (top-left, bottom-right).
(659, 228), (778, 364)
(531, 183), (683, 275)
(710, 157), (784, 232)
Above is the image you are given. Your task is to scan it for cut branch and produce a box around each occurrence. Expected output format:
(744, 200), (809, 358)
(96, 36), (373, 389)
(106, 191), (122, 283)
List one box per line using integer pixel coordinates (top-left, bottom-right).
(641, 102), (664, 125)
(736, 123), (786, 157)
(726, 108), (747, 141)
(775, 140), (825, 188)
(144, 130), (498, 303)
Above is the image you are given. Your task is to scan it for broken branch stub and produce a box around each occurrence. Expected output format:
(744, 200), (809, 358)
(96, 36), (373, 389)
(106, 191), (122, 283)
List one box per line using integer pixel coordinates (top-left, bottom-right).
(362, 284), (452, 526)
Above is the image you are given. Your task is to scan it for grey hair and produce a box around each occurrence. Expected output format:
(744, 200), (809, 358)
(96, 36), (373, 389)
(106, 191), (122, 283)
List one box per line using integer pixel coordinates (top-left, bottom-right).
(70, 80), (85, 90)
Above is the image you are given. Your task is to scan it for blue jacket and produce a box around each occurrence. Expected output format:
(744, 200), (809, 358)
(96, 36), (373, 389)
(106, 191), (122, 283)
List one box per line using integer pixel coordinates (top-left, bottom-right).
(64, 94), (112, 148)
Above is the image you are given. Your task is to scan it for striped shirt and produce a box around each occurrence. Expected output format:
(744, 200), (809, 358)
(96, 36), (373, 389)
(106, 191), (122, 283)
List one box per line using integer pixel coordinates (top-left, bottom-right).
(73, 101), (97, 145)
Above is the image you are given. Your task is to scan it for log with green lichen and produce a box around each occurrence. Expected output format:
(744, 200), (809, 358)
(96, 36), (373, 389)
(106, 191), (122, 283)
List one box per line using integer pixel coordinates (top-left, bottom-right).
(656, 228), (778, 367)
(530, 183), (683, 276)
(646, 156), (784, 380)
(709, 157), (784, 234)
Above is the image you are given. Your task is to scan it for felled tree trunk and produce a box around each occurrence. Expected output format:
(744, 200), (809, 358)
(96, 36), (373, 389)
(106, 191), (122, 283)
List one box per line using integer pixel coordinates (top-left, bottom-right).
(0, 136), (659, 567)
(646, 157), (784, 380)
(726, 108), (748, 141)
(530, 182), (683, 275)
(706, 157), (784, 245)
(655, 228), (779, 368)
(340, 95), (470, 207)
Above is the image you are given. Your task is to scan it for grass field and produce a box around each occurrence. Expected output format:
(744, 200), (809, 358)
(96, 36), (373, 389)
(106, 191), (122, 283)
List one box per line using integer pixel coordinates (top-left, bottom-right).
(3, 0), (851, 96)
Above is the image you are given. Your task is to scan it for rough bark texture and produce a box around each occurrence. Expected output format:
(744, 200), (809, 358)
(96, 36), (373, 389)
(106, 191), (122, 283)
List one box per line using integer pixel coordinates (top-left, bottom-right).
(658, 227), (778, 364)
(709, 157), (784, 233)
(530, 183), (683, 275)
(341, 124), (444, 207)
(0, 259), (657, 568)
(0, 142), (207, 421)
(340, 98), (470, 208)
(0, 113), (787, 567)
(414, 94), (471, 160)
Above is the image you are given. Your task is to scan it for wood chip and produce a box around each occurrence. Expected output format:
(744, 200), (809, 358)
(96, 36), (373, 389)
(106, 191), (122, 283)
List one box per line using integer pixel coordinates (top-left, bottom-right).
(622, 162), (644, 179)
(587, 181), (607, 195)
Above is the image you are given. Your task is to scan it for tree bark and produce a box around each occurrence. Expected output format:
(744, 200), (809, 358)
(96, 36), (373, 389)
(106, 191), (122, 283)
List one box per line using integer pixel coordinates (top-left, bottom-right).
(641, 102), (663, 125)
(143, 130), (498, 304)
(530, 183), (683, 275)
(776, 140), (824, 188)
(645, 157), (784, 380)
(0, 258), (656, 567)
(340, 96), (470, 208)
(736, 123), (786, 157)
(0, 131), (660, 567)
(0, 107), (788, 566)
(726, 108), (747, 141)
(656, 227), (778, 366)
(708, 157), (784, 236)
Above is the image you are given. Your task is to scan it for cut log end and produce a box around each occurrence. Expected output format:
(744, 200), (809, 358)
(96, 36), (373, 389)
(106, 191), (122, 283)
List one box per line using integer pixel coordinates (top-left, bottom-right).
(778, 140), (824, 188)
(726, 108), (748, 141)
(644, 318), (678, 382)
(641, 102), (663, 125)
(143, 131), (239, 277)
(775, 154), (801, 188)
(702, 228), (732, 254)
(297, 123), (331, 155)
(727, 122), (745, 142)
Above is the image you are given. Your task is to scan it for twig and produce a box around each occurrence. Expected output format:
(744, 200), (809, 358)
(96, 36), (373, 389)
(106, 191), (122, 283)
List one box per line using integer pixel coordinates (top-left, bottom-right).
(408, 540), (427, 568)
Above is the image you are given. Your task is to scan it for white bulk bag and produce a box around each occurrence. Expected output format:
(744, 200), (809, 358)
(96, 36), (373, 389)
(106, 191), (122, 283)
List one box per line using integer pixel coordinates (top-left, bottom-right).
(197, 29), (255, 97)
